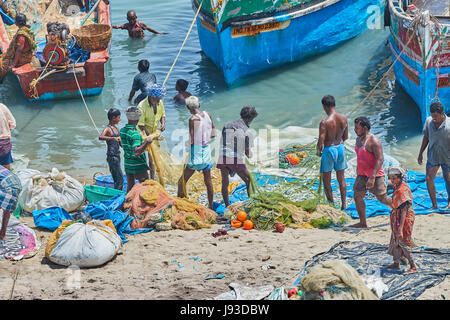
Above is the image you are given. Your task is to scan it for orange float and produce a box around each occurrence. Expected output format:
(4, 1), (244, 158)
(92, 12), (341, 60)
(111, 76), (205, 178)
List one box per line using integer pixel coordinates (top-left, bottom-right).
(285, 153), (300, 165)
(237, 211), (247, 222)
(231, 220), (242, 228)
(243, 220), (254, 230)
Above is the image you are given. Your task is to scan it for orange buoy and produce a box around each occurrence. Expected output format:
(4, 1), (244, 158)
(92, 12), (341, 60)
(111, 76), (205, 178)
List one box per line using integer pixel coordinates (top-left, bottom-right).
(231, 220), (242, 228)
(243, 220), (254, 230)
(285, 153), (300, 165)
(237, 211), (247, 222)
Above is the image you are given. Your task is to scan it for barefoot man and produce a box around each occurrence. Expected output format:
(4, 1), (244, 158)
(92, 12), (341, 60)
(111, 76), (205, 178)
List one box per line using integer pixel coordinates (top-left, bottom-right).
(316, 95), (348, 210)
(351, 116), (392, 228)
(417, 101), (450, 210)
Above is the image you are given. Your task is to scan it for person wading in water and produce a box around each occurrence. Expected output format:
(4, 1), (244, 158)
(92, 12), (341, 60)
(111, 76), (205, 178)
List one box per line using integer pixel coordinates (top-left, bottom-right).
(112, 10), (167, 39)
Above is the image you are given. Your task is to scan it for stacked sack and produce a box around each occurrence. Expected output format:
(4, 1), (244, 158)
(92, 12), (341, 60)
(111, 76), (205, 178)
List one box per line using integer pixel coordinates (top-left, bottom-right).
(16, 168), (85, 213)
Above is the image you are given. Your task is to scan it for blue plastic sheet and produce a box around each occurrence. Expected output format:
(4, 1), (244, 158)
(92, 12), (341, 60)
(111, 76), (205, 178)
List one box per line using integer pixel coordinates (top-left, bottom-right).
(85, 194), (153, 243)
(294, 241), (450, 300)
(0, 7), (14, 25)
(32, 207), (72, 231)
(345, 171), (449, 218)
(67, 42), (91, 63)
(213, 171), (449, 218)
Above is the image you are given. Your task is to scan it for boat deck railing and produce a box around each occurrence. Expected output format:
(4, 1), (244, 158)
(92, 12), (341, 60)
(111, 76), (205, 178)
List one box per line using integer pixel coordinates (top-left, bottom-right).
(390, 0), (450, 26)
(193, 0), (339, 31)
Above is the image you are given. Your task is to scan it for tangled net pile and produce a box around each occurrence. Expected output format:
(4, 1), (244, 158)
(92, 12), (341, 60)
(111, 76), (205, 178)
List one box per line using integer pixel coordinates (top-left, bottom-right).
(123, 180), (217, 231)
(4, 0), (95, 40)
(300, 260), (378, 300)
(145, 138), (240, 201)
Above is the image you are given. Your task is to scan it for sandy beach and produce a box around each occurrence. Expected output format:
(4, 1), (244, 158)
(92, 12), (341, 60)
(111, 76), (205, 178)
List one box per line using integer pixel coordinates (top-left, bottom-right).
(1, 212), (448, 300)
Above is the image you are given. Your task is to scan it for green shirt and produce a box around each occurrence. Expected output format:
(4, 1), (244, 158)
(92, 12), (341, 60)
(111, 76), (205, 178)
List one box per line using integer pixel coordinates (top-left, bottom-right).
(120, 124), (149, 174)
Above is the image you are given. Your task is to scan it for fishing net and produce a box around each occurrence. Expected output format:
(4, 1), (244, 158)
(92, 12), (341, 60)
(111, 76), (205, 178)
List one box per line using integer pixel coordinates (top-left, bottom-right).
(4, 0), (95, 40)
(225, 141), (348, 230)
(144, 137), (240, 202)
(122, 180), (217, 231)
(299, 260), (379, 300)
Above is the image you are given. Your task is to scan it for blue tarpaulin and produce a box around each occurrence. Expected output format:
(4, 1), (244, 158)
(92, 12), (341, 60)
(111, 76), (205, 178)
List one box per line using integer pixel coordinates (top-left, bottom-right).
(213, 171), (449, 218)
(32, 195), (153, 244)
(32, 207), (73, 231)
(294, 241), (450, 300)
(85, 194), (153, 243)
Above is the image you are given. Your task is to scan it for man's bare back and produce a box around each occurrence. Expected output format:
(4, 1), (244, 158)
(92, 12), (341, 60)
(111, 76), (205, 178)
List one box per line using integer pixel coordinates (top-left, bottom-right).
(322, 112), (348, 147)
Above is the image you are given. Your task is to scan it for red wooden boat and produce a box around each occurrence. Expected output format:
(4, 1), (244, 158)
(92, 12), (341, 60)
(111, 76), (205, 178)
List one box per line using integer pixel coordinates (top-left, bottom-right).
(0, 1), (111, 101)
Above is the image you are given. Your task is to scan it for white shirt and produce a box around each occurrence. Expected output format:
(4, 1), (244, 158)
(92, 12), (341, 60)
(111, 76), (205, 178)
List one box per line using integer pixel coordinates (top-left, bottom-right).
(0, 103), (16, 139)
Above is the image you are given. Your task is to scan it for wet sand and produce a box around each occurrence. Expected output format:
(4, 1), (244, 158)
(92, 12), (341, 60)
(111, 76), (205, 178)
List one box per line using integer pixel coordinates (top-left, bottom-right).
(0, 213), (448, 300)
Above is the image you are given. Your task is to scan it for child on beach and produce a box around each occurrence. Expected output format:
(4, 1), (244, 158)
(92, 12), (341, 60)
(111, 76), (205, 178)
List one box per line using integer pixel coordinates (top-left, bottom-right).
(99, 108), (124, 191)
(386, 166), (418, 274)
(173, 79), (192, 105)
(120, 106), (154, 192)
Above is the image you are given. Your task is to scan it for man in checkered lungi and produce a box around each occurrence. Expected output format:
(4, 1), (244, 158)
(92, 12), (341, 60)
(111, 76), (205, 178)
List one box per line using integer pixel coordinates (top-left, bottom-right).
(0, 165), (21, 242)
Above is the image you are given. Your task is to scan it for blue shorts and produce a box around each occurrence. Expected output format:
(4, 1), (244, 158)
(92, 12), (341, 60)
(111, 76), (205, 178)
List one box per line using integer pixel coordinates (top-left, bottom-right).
(187, 145), (213, 172)
(320, 144), (347, 173)
(0, 150), (13, 166)
(426, 161), (450, 176)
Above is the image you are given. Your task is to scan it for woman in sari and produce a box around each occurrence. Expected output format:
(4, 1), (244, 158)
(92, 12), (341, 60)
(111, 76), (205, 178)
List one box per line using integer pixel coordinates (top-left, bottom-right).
(0, 14), (36, 81)
(386, 166), (418, 274)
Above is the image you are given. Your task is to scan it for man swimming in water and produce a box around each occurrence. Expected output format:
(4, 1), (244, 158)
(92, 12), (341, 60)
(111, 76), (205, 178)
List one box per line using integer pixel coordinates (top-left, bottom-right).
(316, 95), (348, 210)
(112, 10), (167, 39)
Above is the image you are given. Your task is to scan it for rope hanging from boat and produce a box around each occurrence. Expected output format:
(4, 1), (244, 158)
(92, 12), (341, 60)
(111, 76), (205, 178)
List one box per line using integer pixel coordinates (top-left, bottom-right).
(159, 0), (203, 196)
(29, 45), (65, 99)
(346, 14), (422, 117)
(71, 56), (101, 135)
(162, 0), (204, 86)
(429, 14), (443, 104)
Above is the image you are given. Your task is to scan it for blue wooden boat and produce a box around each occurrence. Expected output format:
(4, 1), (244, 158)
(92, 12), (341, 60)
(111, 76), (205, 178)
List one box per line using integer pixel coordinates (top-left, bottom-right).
(192, 0), (386, 85)
(387, 0), (450, 124)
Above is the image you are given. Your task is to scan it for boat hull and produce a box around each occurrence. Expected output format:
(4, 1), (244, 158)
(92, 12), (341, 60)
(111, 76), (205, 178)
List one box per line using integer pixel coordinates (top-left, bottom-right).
(0, 2), (111, 102)
(194, 0), (385, 85)
(388, 0), (450, 125)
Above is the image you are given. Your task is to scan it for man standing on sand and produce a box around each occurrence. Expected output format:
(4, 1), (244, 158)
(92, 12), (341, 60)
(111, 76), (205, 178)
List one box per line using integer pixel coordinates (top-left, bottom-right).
(316, 95), (348, 210)
(417, 102), (450, 210)
(217, 106), (258, 207)
(351, 116), (392, 228)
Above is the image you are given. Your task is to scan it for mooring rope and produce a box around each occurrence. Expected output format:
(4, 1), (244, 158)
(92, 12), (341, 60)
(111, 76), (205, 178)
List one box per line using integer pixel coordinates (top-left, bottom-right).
(162, 0), (204, 86)
(72, 57), (101, 135)
(346, 14), (422, 117)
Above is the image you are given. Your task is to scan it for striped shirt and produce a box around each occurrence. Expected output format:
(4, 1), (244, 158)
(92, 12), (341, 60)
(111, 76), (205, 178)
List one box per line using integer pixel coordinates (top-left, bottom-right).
(0, 165), (11, 180)
(120, 124), (149, 174)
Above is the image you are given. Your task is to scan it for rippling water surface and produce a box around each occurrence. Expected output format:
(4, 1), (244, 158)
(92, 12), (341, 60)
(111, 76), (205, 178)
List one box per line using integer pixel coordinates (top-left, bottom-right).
(1, 0), (428, 178)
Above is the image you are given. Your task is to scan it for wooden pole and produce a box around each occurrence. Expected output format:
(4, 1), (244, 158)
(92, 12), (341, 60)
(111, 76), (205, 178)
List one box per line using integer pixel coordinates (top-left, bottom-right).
(80, 0), (102, 27)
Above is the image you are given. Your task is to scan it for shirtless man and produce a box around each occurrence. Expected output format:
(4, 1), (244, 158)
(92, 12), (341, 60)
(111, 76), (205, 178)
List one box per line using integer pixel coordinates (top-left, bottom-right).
(112, 10), (167, 39)
(351, 116), (392, 228)
(317, 95), (348, 210)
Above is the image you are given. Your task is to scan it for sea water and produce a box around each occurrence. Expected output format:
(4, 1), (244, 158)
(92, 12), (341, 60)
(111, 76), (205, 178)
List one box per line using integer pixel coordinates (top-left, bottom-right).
(0, 0), (429, 179)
